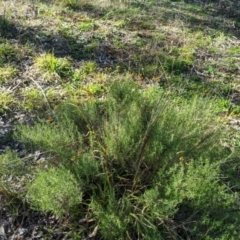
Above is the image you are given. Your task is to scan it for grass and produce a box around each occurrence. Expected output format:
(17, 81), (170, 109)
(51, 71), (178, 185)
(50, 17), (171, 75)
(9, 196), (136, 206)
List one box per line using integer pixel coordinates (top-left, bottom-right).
(0, 92), (15, 112)
(1, 0), (240, 238)
(34, 53), (72, 79)
(78, 21), (95, 32)
(0, 43), (20, 66)
(0, 66), (18, 84)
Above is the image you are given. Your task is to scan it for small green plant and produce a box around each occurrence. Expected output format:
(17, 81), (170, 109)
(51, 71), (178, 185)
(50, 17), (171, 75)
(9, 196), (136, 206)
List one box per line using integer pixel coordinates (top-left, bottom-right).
(71, 70), (83, 83)
(227, 46), (240, 56)
(83, 83), (104, 96)
(0, 43), (18, 67)
(21, 88), (45, 110)
(214, 98), (231, 114)
(0, 148), (24, 176)
(205, 64), (216, 75)
(0, 92), (15, 112)
(0, 148), (28, 197)
(78, 22), (95, 32)
(21, 87), (66, 110)
(178, 45), (195, 65)
(26, 167), (81, 217)
(16, 115), (81, 161)
(160, 54), (192, 74)
(35, 53), (72, 79)
(0, 66), (18, 84)
(46, 87), (66, 104)
(81, 61), (97, 75)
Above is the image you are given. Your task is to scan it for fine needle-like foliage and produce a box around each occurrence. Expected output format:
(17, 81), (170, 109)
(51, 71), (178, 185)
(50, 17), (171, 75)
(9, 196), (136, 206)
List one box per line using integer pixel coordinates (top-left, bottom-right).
(14, 79), (240, 239)
(26, 167), (82, 217)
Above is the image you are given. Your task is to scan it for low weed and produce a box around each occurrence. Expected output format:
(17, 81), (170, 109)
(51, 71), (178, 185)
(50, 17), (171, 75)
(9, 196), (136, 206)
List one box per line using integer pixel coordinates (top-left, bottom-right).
(21, 87), (65, 111)
(83, 83), (104, 96)
(0, 148), (25, 177)
(78, 21), (95, 32)
(0, 66), (18, 84)
(0, 92), (15, 112)
(0, 43), (19, 66)
(21, 88), (46, 111)
(80, 61), (97, 75)
(35, 53), (72, 79)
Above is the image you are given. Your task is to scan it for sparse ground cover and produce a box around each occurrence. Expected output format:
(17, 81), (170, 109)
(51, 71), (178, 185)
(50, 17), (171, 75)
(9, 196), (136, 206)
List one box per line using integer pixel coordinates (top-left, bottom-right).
(1, 0), (240, 239)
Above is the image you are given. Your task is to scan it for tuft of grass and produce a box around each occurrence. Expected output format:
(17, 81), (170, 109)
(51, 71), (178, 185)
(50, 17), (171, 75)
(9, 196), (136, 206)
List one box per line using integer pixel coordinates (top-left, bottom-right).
(0, 92), (15, 112)
(83, 83), (104, 96)
(0, 66), (18, 84)
(78, 21), (95, 32)
(80, 61), (97, 75)
(21, 88), (46, 111)
(227, 46), (240, 56)
(0, 43), (19, 67)
(0, 148), (25, 177)
(35, 53), (72, 79)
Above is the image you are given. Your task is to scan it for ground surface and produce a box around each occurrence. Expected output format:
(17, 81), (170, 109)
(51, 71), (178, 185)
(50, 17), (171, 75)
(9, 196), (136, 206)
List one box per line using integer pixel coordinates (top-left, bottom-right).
(1, 0), (240, 239)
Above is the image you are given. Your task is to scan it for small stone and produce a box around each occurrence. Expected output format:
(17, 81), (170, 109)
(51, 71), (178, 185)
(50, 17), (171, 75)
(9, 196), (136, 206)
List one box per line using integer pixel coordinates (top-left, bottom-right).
(17, 227), (28, 236)
(0, 226), (5, 236)
(34, 151), (41, 161)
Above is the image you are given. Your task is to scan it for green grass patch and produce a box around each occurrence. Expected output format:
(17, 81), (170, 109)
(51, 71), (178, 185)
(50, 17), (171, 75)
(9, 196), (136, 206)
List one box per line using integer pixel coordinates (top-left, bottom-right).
(35, 53), (72, 79)
(0, 92), (15, 112)
(0, 43), (19, 67)
(0, 66), (18, 84)
(78, 21), (95, 32)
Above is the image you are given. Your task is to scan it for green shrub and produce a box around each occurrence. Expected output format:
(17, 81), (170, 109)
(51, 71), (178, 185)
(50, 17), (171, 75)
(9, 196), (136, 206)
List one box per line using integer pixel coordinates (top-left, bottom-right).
(26, 167), (81, 217)
(0, 148), (25, 176)
(90, 189), (131, 239)
(136, 158), (237, 238)
(15, 79), (240, 238)
(0, 148), (28, 198)
(16, 115), (82, 162)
